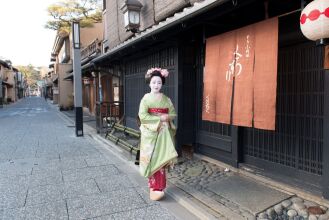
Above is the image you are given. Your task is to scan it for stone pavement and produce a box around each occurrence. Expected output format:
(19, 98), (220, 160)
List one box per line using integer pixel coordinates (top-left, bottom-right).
(64, 103), (329, 220)
(0, 97), (197, 220)
(23, 97), (329, 220)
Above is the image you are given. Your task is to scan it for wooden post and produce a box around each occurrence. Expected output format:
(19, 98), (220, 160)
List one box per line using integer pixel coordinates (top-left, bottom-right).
(323, 67), (329, 199)
(324, 45), (329, 70)
(231, 126), (240, 168)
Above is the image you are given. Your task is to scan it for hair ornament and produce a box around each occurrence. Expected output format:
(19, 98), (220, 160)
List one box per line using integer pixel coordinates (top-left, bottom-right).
(146, 67), (169, 78)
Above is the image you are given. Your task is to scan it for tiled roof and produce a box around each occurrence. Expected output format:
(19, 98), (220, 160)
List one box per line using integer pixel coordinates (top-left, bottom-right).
(93, 0), (227, 63)
(0, 59), (10, 68)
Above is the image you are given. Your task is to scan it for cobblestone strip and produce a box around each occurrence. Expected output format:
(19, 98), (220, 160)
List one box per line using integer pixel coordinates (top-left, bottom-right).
(257, 196), (329, 220)
(167, 158), (252, 219)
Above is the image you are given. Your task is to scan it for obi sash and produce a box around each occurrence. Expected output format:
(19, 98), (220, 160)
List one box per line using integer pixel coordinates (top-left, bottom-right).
(148, 108), (169, 114)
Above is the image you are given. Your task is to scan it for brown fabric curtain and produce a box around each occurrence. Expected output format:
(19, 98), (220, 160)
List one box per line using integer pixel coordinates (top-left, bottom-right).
(202, 17), (279, 130)
(232, 25), (255, 127)
(202, 35), (220, 121)
(215, 31), (236, 124)
(253, 18), (278, 130)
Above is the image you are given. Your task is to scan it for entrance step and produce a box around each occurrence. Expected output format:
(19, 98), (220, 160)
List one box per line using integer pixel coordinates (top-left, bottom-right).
(207, 175), (292, 215)
(167, 158), (258, 219)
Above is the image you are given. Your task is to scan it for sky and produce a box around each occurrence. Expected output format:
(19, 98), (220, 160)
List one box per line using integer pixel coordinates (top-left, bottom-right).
(0, 0), (58, 67)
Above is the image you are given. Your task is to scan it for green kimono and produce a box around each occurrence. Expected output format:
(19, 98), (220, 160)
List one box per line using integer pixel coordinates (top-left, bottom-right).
(138, 93), (178, 178)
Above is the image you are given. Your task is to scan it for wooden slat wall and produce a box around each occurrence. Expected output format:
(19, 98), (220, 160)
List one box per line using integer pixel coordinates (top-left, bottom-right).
(244, 42), (324, 176)
(124, 46), (177, 129)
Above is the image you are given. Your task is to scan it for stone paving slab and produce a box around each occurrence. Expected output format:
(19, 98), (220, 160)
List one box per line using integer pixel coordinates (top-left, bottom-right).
(0, 178), (29, 196)
(31, 159), (62, 173)
(25, 200), (68, 220)
(62, 165), (120, 183)
(63, 178), (100, 198)
(133, 187), (155, 205)
(58, 147), (101, 157)
(13, 146), (38, 152)
(35, 152), (60, 160)
(26, 184), (64, 206)
(1, 158), (36, 169)
(0, 175), (29, 190)
(70, 154), (106, 162)
(169, 178), (246, 220)
(67, 141), (95, 147)
(0, 160), (33, 177)
(11, 152), (37, 160)
(0, 153), (11, 160)
(96, 204), (177, 220)
(37, 142), (58, 148)
(0, 187), (27, 209)
(81, 149), (103, 157)
(59, 150), (88, 159)
(92, 214), (115, 220)
(207, 175), (291, 215)
(84, 155), (114, 167)
(1, 142), (21, 148)
(1, 200), (68, 220)
(58, 157), (88, 170)
(0, 168), (32, 178)
(0, 147), (15, 154)
(55, 139), (80, 145)
(95, 175), (139, 193)
(0, 156), (11, 161)
(167, 158), (261, 219)
(29, 170), (63, 187)
(66, 188), (148, 219)
(1, 207), (25, 220)
(35, 147), (59, 153)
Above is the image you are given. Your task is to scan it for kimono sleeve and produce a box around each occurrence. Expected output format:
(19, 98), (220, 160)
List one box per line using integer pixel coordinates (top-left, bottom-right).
(168, 97), (177, 119)
(138, 97), (161, 131)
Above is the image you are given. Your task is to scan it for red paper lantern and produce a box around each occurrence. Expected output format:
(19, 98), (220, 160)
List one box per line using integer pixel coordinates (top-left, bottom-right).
(300, 0), (329, 45)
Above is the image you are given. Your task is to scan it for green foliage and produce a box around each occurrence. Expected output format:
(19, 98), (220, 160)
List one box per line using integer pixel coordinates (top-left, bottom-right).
(45, 0), (102, 34)
(17, 65), (41, 89)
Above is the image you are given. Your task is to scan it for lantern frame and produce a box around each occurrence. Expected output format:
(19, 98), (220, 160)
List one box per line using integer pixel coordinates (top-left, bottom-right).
(300, 0), (329, 46)
(121, 0), (143, 33)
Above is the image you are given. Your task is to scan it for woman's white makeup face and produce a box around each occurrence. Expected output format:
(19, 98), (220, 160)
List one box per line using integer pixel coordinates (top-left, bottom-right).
(149, 76), (162, 93)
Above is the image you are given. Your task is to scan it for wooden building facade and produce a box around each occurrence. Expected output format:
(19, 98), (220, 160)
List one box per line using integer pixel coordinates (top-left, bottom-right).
(93, 0), (329, 198)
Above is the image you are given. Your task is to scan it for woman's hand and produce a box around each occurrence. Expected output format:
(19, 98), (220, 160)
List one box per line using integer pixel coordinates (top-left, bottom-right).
(160, 114), (169, 122)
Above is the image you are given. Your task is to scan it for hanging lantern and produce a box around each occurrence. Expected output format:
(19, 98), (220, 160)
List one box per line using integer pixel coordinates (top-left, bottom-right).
(121, 0), (143, 33)
(300, 0), (329, 45)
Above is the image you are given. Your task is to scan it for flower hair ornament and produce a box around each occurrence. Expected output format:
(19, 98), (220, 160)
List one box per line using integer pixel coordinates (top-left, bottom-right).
(145, 67), (169, 78)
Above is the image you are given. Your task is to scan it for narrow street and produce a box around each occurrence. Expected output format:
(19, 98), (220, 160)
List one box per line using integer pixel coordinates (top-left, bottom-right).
(1, 0), (329, 219)
(0, 97), (197, 220)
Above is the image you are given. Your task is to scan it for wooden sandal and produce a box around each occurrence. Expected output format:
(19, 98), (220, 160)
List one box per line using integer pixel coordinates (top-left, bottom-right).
(150, 189), (164, 201)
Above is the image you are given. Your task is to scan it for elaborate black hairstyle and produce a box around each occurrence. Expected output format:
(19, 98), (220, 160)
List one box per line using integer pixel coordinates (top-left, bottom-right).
(145, 70), (166, 85)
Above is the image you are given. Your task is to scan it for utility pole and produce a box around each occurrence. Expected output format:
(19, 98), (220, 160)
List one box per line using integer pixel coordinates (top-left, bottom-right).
(72, 21), (83, 136)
